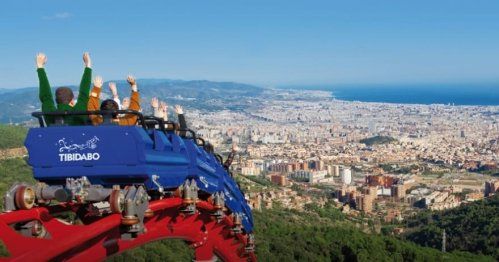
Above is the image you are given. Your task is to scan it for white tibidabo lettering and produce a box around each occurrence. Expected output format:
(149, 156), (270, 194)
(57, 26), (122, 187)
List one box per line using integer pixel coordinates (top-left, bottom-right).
(59, 153), (100, 162)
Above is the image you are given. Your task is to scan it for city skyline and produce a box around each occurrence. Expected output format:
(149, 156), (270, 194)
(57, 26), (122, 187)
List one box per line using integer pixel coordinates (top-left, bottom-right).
(2, 1), (499, 89)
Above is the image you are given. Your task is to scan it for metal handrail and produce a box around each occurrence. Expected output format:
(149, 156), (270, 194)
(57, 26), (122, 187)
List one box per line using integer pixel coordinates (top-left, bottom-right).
(142, 116), (167, 133)
(215, 153), (224, 165)
(197, 137), (206, 147)
(163, 121), (177, 132)
(31, 110), (146, 129)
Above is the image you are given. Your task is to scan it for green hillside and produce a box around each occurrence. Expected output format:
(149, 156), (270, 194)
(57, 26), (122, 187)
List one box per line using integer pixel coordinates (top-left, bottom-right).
(255, 207), (494, 261)
(108, 239), (194, 261)
(109, 205), (493, 262)
(109, 206), (494, 261)
(403, 195), (499, 260)
(0, 158), (35, 210)
(0, 125), (27, 149)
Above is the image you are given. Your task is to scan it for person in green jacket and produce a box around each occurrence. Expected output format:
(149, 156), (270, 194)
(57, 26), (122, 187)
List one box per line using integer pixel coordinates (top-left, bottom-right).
(36, 52), (92, 125)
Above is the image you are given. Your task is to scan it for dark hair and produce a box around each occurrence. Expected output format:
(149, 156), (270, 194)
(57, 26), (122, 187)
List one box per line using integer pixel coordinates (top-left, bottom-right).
(55, 87), (74, 104)
(205, 143), (214, 153)
(100, 99), (119, 118)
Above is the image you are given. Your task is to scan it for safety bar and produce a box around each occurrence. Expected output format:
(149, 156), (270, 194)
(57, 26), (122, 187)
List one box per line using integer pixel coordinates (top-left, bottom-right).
(215, 153), (224, 165)
(197, 137), (206, 147)
(178, 128), (207, 148)
(142, 116), (167, 133)
(32, 110), (147, 129)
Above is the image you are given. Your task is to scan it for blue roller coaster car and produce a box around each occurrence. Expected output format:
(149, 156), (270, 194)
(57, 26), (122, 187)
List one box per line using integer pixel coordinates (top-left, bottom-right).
(22, 110), (253, 233)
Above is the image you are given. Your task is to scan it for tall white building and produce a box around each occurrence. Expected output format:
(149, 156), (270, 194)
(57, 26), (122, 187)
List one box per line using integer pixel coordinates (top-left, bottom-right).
(340, 167), (352, 185)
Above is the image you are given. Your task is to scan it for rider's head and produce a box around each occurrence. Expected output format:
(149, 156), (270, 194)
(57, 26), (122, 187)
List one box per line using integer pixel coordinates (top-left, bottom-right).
(205, 143), (214, 153)
(100, 99), (119, 118)
(55, 87), (75, 106)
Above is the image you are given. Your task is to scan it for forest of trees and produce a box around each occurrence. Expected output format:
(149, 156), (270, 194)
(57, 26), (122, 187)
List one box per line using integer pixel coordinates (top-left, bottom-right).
(403, 194), (499, 260)
(253, 207), (494, 261)
(109, 205), (493, 261)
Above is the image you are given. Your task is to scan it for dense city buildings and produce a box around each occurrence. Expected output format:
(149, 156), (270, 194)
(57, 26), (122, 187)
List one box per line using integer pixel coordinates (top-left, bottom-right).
(183, 88), (498, 221)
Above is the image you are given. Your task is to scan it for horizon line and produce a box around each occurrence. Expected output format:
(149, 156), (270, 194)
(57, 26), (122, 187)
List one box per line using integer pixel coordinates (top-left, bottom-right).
(2, 78), (499, 90)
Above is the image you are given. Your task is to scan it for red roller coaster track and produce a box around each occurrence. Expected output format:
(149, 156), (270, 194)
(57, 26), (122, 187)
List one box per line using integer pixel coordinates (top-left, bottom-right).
(0, 197), (256, 261)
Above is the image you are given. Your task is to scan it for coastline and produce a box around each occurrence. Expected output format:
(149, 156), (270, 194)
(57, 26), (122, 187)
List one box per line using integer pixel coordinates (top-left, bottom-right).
(279, 85), (499, 106)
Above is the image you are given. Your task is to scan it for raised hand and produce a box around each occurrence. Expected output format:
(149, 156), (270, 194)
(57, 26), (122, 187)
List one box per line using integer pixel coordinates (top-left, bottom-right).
(36, 53), (47, 68)
(127, 75), (136, 86)
(232, 142), (239, 152)
(160, 102), (168, 120)
(151, 97), (159, 108)
(174, 105), (183, 115)
(160, 101), (168, 112)
(127, 75), (137, 92)
(83, 52), (91, 68)
(108, 82), (118, 98)
(122, 97), (130, 109)
(93, 76), (103, 88)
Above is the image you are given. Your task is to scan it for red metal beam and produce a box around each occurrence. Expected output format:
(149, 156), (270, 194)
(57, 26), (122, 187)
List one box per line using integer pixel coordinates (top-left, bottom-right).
(0, 198), (256, 262)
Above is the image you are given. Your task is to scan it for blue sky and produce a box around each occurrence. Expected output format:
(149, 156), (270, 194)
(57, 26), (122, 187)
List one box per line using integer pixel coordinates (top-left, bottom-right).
(1, 0), (499, 88)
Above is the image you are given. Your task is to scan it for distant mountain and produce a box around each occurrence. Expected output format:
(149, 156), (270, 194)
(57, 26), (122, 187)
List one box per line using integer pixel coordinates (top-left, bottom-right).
(0, 79), (264, 123)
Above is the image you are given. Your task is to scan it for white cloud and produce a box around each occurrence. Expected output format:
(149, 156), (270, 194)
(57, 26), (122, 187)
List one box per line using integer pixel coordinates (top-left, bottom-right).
(42, 12), (72, 20)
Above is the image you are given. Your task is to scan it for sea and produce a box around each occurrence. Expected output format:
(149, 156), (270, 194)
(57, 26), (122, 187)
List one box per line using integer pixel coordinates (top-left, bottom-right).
(283, 84), (499, 106)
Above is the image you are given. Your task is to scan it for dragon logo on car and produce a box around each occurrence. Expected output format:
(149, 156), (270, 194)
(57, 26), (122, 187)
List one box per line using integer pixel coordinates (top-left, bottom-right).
(58, 136), (100, 152)
(56, 136), (101, 162)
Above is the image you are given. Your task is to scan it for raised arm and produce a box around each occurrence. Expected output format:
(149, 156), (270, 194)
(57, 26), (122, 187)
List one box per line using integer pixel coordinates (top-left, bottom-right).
(120, 75), (140, 125)
(108, 82), (122, 109)
(175, 105), (187, 136)
(88, 76), (103, 125)
(175, 105), (187, 129)
(74, 52), (92, 110)
(36, 53), (56, 112)
(151, 97), (163, 118)
(160, 101), (168, 121)
(224, 143), (238, 169)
